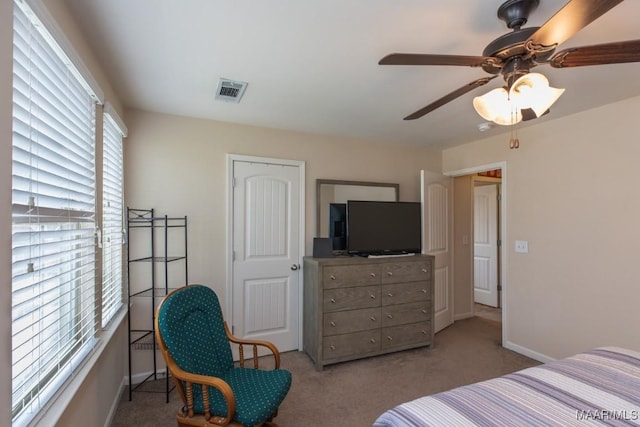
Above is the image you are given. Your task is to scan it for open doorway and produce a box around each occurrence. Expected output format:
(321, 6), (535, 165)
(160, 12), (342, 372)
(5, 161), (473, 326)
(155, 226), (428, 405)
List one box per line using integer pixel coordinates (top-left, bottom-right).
(449, 163), (506, 343)
(473, 172), (501, 323)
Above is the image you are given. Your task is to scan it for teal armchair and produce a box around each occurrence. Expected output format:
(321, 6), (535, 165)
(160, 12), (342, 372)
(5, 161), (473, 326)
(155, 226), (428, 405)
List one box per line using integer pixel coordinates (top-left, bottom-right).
(155, 285), (292, 426)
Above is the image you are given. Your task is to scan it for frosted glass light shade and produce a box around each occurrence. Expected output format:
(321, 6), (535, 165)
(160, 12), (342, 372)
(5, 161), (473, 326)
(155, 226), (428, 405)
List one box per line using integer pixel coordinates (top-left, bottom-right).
(510, 73), (565, 118)
(472, 72), (564, 126)
(473, 87), (522, 126)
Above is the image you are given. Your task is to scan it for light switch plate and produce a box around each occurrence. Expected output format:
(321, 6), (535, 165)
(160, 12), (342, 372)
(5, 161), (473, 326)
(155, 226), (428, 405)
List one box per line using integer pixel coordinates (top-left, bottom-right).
(515, 240), (528, 253)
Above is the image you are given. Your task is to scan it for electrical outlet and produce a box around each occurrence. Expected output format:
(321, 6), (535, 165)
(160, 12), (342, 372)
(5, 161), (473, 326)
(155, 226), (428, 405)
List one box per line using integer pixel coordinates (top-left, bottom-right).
(515, 240), (528, 253)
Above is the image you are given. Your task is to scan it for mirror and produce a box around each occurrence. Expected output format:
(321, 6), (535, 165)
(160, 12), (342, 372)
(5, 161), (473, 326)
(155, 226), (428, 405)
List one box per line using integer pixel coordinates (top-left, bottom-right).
(316, 179), (399, 249)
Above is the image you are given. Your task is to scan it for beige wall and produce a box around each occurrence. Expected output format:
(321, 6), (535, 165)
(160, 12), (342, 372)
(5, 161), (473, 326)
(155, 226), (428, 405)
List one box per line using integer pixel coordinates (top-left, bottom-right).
(1, 1), (127, 426)
(443, 95), (640, 361)
(124, 109), (441, 300)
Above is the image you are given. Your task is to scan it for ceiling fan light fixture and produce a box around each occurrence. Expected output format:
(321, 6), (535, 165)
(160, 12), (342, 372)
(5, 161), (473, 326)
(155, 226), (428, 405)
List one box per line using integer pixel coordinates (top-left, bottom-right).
(509, 72), (565, 118)
(380, 0), (636, 127)
(472, 72), (564, 125)
(473, 87), (522, 126)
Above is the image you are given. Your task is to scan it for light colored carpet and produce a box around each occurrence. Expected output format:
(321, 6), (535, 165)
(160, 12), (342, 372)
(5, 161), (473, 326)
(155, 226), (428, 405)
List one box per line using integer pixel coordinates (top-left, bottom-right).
(474, 302), (502, 322)
(113, 316), (538, 426)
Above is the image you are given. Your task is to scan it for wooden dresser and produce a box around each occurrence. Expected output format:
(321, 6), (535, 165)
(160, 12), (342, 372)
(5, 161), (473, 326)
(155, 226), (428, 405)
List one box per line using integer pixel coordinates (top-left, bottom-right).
(303, 254), (434, 370)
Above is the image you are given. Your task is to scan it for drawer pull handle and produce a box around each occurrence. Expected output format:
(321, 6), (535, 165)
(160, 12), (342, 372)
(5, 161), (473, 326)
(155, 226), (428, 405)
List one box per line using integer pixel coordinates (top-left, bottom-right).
(386, 314), (393, 319)
(330, 275), (336, 280)
(370, 338), (376, 344)
(422, 309), (427, 314)
(330, 345), (336, 350)
(387, 271), (393, 276)
(330, 321), (336, 327)
(370, 272), (376, 277)
(387, 293), (393, 297)
(370, 294), (376, 299)
(421, 330), (427, 335)
(422, 289), (427, 293)
(370, 317), (376, 321)
(387, 336), (393, 341)
(330, 298), (336, 303)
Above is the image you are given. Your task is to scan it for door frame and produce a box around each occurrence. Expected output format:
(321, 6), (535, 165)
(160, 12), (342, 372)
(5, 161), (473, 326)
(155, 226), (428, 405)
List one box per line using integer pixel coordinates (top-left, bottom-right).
(473, 182), (500, 308)
(226, 154), (306, 350)
(445, 161), (507, 347)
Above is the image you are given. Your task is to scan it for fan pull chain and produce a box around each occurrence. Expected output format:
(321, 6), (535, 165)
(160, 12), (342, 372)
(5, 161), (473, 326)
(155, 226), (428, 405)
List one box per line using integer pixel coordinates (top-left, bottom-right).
(509, 131), (520, 149)
(508, 104), (520, 149)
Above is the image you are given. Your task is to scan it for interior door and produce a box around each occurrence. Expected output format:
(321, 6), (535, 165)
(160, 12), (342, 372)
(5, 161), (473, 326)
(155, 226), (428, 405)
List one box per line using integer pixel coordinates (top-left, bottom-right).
(232, 159), (301, 352)
(420, 170), (453, 333)
(473, 184), (499, 307)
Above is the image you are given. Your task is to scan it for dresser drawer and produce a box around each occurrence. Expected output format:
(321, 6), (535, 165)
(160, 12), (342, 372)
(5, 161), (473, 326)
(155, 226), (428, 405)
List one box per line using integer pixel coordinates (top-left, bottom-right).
(381, 261), (431, 284)
(381, 321), (432, 349)
(303, 255), (434, 371)
(324, 286), (380, 312)
(381, 281), (430, 306)
(323, 330), (380, 360)
(324, 307), (380, 336)
(381, 301), (431, 327)
(323, 264), (381, 289)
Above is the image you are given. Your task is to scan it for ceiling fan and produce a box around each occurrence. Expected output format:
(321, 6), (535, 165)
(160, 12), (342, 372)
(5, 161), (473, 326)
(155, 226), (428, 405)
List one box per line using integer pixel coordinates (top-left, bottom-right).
(379, 0), (640, 122)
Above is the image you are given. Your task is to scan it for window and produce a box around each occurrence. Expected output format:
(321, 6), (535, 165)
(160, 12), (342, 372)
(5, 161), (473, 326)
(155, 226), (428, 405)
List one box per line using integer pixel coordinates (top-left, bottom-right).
(102, 105), (126, 327)
(11, 0), (121, 424)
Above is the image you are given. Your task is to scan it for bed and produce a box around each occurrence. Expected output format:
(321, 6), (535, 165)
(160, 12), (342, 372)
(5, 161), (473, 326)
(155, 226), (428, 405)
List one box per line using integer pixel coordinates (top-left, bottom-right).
(373, 347), (640, 426)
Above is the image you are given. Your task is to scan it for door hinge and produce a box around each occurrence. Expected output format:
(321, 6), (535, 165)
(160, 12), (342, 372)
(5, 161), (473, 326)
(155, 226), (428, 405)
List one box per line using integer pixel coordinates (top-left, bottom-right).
(497, 194), (502, 201)
(232, 251), (236, 261)
(498, 285), (503, 292)
(232, 177), (236, 187)
(497, 239), (502, 247)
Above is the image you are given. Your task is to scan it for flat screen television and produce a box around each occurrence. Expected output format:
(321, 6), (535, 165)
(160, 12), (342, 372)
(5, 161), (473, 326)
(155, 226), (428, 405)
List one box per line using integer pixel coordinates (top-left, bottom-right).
(346, 200), (422, 256)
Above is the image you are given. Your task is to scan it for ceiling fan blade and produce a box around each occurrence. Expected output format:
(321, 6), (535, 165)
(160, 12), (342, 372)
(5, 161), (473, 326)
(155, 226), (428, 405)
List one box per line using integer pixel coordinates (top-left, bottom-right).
(549, 39), (640, 68)
(403, 76), (498, 121)
(525, 0), (624, 54)
(379, 53), (499, 68)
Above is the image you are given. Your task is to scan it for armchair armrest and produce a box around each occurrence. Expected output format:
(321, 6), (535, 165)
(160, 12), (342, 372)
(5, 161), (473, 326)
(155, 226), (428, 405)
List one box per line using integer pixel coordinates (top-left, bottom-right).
(223, 321), (281, 369)
(161, 347), (236, 426)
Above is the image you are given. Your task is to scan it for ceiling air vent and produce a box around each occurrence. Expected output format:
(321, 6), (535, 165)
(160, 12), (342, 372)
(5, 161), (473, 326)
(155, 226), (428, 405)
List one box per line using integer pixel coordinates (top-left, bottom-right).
(215, 78), (248, 103)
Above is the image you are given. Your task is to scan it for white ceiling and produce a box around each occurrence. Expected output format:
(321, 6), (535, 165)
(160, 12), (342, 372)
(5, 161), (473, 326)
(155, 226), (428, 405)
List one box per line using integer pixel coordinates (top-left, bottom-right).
(64, 0), (640, 149)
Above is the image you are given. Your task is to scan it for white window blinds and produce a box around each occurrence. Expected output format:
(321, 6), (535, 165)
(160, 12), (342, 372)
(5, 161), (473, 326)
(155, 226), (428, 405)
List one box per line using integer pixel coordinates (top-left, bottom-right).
(102, 107), (126, 327)
(12, 0), (100, 423)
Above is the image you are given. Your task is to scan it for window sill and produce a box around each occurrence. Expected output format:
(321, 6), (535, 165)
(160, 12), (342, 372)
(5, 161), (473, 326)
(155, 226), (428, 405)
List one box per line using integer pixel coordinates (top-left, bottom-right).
(25, 307), (128, 427)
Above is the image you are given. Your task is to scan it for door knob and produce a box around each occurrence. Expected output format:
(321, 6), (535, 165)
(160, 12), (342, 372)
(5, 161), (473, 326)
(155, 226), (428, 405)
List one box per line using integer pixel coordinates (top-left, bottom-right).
(290, 264), (300, 271)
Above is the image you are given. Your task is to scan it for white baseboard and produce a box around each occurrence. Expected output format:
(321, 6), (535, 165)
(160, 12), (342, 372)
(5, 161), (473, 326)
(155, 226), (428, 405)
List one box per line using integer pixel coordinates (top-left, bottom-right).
(504, 341), (555, 364)
(104, 377), (127, 427)
(454, 311), (474, 321)
(127, 369), (169, 386)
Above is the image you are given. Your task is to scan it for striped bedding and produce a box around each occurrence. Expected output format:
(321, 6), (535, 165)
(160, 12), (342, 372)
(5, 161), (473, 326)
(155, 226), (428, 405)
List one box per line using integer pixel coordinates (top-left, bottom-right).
(373, 347), (640, 426)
